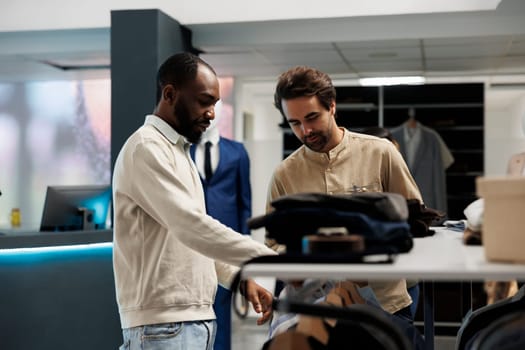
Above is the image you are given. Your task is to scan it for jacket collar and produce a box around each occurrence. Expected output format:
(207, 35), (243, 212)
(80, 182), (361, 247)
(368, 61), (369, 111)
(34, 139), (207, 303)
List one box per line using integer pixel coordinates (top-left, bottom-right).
(145, 114), (188, 146)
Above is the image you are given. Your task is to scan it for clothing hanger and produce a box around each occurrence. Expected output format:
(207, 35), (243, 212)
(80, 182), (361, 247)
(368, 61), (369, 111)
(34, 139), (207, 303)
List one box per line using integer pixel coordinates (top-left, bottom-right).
(406, 108), (417, 128)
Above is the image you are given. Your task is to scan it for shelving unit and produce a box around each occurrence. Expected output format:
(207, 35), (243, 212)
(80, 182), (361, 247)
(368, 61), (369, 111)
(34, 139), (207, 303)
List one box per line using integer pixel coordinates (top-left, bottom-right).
(382, 83), (484, 220)
(382, 83), (486, 337)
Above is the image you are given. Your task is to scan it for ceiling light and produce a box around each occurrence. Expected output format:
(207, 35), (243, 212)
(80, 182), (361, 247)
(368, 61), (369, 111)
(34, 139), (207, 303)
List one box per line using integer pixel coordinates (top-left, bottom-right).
(359, 76), (426, 86)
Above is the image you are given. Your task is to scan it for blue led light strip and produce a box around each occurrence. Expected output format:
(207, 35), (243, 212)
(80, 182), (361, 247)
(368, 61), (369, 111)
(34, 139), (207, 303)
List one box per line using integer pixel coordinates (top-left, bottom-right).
(0, 242), (113, 255)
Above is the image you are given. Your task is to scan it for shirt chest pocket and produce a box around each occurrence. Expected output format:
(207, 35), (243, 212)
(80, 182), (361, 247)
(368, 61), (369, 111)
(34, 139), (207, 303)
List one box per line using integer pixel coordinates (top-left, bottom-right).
(342, 180), (382, 194)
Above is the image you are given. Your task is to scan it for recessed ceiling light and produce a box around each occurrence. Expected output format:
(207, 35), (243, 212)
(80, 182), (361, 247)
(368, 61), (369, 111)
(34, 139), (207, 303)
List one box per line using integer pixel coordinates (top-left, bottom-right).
(359, 76), (426, 86)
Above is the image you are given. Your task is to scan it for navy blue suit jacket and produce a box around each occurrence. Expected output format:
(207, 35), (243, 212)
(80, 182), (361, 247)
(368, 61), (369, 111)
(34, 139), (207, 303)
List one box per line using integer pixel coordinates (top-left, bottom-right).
(190, 137), (252, 234)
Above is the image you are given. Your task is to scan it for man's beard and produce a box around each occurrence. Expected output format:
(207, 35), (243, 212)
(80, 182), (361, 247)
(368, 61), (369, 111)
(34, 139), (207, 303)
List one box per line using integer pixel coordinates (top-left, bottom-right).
(174, 98), (206, 144)
(303, 132), (328, 152)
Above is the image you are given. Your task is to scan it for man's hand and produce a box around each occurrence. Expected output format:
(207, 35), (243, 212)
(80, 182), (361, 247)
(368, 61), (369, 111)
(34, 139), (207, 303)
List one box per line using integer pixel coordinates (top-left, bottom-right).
(244, 279), (274, 325)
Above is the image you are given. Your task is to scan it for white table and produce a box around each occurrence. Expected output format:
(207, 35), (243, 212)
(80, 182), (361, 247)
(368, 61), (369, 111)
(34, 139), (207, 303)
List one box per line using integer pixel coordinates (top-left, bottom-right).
(242, 228), (525, 281)
(240, 228), (525, 350)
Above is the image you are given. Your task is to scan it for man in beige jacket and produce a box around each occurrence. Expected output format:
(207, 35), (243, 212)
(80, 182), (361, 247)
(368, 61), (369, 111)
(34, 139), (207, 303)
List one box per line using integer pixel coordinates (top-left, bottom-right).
(112, 52), (276, 350)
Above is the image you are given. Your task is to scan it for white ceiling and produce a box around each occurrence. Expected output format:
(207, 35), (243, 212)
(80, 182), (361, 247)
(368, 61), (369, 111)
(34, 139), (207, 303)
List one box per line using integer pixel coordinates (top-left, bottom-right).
(0, 0), (503, 30)
(0, 0), (524, 83)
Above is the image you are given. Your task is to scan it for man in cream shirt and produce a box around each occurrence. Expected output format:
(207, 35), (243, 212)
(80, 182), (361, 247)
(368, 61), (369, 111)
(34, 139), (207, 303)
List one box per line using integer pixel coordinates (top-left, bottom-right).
(267, 65), (423, 322)
(112, 53), (276, 350)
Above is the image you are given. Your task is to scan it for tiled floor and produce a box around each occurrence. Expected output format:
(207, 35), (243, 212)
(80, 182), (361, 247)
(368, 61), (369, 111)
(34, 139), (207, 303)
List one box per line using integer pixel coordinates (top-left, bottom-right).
(232, 316), (270, 350)
(231, 315), (457, 350)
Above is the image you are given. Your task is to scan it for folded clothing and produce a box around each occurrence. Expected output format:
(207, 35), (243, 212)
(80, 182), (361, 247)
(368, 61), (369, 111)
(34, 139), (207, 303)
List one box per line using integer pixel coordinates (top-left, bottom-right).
(406, 199), (446, 237)
(270, 192), (409, 222)
(248, 207), (412, 254)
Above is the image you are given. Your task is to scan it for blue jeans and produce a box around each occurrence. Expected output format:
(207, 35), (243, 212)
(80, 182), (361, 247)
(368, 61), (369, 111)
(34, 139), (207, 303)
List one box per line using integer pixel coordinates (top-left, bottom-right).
(407, 283), (420, 319)
(120, 320), (217, 350)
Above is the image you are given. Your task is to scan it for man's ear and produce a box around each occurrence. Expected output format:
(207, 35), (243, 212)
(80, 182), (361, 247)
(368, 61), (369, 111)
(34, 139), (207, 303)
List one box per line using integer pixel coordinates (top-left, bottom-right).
(162, 84), (177, 104)
(330, 100), (336, 115)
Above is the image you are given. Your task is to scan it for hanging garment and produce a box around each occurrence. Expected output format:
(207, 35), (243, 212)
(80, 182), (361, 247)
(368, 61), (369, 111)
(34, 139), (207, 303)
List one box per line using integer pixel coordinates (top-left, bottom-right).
(191, 137), (252, 234)
(391, 122), (453, 213)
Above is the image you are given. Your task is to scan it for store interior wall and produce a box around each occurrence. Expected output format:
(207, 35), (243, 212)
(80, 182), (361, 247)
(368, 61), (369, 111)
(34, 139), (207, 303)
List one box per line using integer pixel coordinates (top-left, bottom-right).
(485, 87), (525, 176)
(2, 2), (525, 227)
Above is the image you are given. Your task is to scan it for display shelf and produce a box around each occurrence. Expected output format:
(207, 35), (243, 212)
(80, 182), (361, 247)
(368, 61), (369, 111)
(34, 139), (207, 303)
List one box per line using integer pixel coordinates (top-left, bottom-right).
(383, 84), (484, 221)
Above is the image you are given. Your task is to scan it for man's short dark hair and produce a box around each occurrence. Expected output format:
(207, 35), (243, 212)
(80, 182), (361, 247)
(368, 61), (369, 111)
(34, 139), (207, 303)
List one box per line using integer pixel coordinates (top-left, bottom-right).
(156, 52), (216, 103)
(274, 66), (336, 118)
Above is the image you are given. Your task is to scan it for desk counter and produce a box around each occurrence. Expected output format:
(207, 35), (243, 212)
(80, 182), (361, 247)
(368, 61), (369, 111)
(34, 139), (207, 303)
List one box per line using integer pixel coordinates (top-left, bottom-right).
(0, 228), (120, 350)
(0, 228), (113, 249)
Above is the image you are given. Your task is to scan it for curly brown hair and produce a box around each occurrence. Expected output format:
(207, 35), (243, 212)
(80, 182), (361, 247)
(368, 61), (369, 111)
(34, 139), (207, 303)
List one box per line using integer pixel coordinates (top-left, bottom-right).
(273, 66), (336, 118)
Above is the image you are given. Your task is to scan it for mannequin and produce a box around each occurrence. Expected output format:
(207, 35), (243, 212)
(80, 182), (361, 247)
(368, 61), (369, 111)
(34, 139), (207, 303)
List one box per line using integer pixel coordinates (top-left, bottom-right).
(391, 108), (454, 213)
(406, 107), (417, 129)
(507, 152), (525, 175)
(508, 112), (525, 175)
(483, 114), (525, 304)
(190, 102), (252, 350)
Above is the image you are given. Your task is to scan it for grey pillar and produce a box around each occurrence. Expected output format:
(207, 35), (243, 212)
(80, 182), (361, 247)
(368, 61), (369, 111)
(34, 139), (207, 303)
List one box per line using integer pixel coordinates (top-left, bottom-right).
(110, 9), (198, 171)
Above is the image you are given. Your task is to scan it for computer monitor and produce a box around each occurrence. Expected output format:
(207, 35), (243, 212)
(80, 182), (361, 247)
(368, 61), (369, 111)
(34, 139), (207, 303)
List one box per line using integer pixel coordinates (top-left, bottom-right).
(40, 185), (112, 232)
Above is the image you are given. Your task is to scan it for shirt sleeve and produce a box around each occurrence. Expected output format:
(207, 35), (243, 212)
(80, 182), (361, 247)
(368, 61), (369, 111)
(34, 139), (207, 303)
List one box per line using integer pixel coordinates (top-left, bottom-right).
(383, 143), (424, 203)
(215, 260), (240, 289)
(265, 171), (288, 253)
(437, 133), (454, 169)
(129, 140), (276, 268)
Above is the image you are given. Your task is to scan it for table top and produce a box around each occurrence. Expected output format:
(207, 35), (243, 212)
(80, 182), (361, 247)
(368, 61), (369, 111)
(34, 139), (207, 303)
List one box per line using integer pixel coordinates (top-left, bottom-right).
(241, 227), (525, 281)
(0, 228), (113, 249)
